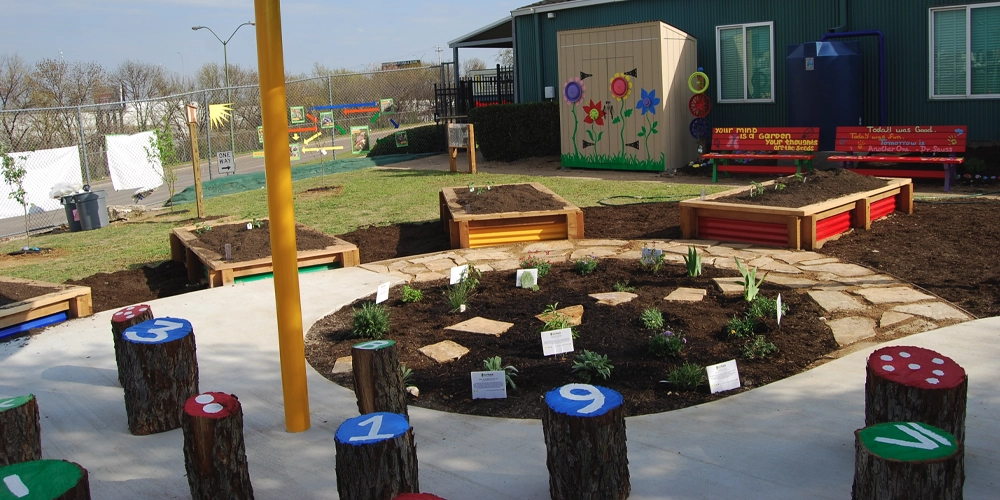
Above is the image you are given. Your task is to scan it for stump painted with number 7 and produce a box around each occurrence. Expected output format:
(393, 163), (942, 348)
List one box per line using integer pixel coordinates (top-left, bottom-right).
(542, 384), (629, 500)
(335, 412), (419, 500)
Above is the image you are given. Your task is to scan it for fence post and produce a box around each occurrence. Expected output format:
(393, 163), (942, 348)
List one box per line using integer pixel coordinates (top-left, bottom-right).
(76, 105), (91, 186)
(203, 90), (213, 181)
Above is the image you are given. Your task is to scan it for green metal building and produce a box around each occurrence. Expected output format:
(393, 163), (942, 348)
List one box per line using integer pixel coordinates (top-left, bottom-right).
(452, 0), (999, 142)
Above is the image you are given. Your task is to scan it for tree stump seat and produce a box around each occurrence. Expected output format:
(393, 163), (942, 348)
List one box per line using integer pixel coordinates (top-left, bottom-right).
(182, 392), (254, 499)
(110, 304), (153, 387)
(0, 394), (42, 466)
(0, 459), (91, 499)
(352, 340), (408, 417)
(853, 421), (963, 499)
(335, 412), (418, 500)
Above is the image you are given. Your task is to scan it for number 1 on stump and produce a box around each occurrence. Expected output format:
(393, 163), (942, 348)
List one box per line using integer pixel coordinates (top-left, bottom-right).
(335, 412), (418, 500)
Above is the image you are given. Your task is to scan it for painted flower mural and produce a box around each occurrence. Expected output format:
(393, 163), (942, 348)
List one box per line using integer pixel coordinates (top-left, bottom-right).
(564, 77), (586, 156)
(635, 88), (661, 161)
(610, 73), (633, 100)
(582, 99), (605, 147)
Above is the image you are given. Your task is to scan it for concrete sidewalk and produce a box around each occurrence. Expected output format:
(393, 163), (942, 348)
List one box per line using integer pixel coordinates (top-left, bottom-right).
(1, 265), (996, 499)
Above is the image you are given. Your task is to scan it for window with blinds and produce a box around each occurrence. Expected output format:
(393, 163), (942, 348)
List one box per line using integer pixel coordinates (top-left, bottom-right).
(931, 3), (1000, 98)
(716, 22), (774, 103)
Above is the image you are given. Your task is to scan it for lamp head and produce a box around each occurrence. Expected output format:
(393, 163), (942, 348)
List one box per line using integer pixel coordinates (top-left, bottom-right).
(191, 26), (205, 31)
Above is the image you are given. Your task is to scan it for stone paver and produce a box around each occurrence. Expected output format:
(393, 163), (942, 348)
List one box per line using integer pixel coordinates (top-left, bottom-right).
(359, 263), (389, 274)
(774, 251), (825, 264)
(830, 275), (900, 286)
(523, 240), (575, 252)
(414, 271), (448, 283)
(767, 275), (817, 288)
(854, 287), (935, 304)
(409, 252), (459, 264)
(331, 355), (353, 374)
(536, 304), (584, 326)
(577, 239), (627, 247)
(590, 292), (638, 306)
(808, 290), (868, 313)
(445, 317), (514, 337)
(490, 259), (521, 271)
(885, 318), (938, 337)
(419, 340), (469, 363)
(402, 266), (429, 276)
(571, 247), (619, 259)
(664, 287), (707, 302)
(387, 260), (410, 271)
(610, 250), (643, 260)
(879, 311), (913, 328)
(714, 277), (744, 296)
(827, 317), (877, 346)
(757, 260), (804, 274)
(799, 258), (840, 266)
(893, 302), (970, 321)
(424, 259), (459, 272)
(459, 250), (516, 261)
(799, 263), (874, 277)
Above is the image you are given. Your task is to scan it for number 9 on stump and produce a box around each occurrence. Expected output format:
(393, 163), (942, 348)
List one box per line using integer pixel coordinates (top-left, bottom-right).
(335, 412), (418, 500)
(542, 384), (629, 500)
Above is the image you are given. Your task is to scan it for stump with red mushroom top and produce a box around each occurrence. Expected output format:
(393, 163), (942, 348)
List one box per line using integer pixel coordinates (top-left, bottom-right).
(0, 459), (91, 499)
(865, 346), (967, 443)
(182, 392), (254, 500)
(335, 412), (418, 500)
(542, 383), (629, 500)
(852, 421), (963, 499)
(352, 339), (408, 417)
(110, 304), (153, 387)
(0, 395), (41, 466)
(119, 317), (199, 435)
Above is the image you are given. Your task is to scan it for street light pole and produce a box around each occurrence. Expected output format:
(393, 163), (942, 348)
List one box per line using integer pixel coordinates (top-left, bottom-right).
(192, 22), (254, 162)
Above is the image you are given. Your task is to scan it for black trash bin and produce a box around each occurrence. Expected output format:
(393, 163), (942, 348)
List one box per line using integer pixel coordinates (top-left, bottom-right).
(60, 195), (82, 232)
(75, 190), (109, 230)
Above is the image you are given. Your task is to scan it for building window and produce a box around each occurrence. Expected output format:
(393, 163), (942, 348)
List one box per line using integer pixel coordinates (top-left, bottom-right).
(716, 22), (774, 103)
(930, 3), (1000, 98)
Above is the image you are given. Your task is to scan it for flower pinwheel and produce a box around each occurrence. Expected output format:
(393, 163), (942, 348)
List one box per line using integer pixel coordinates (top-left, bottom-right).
(609, 73), (633, 100)
(563, 77), (585, 106)
(582, 99), (605, 126)
(635, 88), (660, 115)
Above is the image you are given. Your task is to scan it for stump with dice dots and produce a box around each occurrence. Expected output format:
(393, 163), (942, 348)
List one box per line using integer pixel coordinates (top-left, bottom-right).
(110, 304), (153, 387)
(0, 395), (42, 466)
(865, 346), (967, 443)
(181, 392), (254, 500)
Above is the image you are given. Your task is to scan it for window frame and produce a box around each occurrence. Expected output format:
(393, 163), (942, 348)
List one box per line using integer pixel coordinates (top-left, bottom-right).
(715, 21), (776, 104)
(929, 2), (1000, 100)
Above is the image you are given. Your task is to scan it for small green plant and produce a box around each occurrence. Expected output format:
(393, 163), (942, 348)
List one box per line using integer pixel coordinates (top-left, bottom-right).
(400, 363), (414, 386)
(774, 182), (786, 191)
(640, 307), (664, 330)
(742, 335), (779, 359)
(727, 314), (758, 338)
(613, 280), (635, 293)
(792, 172), (805, 183)
(444, 265), (481, 312)
(352, 302), (390, 339)
(483, 356), (518, 389)
(683, 246), (702, 277)
(666, 362), (704, 391)
(734, 257), (768, 302)
(574, 255), (599, 275)
(540, 303), (576, 338)
(749, 180), (765, 197)
(145, 115), (180, 212)
(249, 217), (264, 229)
(648, 330), (686, 358)
(519, 253), (551, 279)
(572, 350), (613, 382)
(640, 246), (666, 274)
(401, 285), (423, 303)
(747, 295), (787, 320)
(193, 223), (212, 234)
(1, 143), (30, 243)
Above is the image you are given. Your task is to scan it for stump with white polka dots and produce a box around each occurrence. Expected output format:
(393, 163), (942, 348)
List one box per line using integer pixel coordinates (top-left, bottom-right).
(181, 392), (254, 500)
(865, 346), (967, 443)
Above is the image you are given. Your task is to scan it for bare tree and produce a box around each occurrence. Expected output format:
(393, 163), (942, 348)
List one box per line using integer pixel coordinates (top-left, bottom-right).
(0, 53), (36, 150)
(114, 60), (169, 129)
(31, 58), (109, 145)
(461, 57), (487, 76)
(495, 49), (514, 67)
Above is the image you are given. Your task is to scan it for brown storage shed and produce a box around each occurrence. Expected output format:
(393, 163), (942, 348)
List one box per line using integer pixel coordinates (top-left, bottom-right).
(557, 21), (698, 172)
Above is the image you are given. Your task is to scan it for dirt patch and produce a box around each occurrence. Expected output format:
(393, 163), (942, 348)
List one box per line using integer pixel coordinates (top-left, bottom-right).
(185, 220), (342, 263)
(0, 281), (61, 307)
(453, 183), (569, 214)
(66, 260), (202, 314)
(296, 185), (344, 201)
(713, 169), (891, 207)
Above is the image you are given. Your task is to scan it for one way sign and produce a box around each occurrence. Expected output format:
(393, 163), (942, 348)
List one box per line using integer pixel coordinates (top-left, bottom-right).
(217, 150), (235, 174)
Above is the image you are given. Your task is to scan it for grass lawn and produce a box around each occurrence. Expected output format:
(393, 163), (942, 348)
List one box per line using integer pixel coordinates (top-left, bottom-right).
(0, 167), (723, 284)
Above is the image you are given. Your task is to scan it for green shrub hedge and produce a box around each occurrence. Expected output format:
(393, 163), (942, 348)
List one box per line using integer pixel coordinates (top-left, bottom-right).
(469, 102), (560, 162)
(368, 124), (447, 157)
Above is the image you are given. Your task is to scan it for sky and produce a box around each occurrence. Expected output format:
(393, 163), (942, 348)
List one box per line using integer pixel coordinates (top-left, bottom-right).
(0, 0), (526, 77)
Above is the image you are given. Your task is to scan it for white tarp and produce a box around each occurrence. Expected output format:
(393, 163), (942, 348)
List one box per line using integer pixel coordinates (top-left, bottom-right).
(0, 146), (83, 219)
(106, 130), (164, 192)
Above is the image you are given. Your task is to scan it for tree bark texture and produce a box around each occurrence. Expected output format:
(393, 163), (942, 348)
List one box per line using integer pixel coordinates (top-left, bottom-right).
(120, 320), (199, 435)
(335, 426), (419, 500)
(392, 494), (446, 499)
(182, 392), (254, 500)
(0, 394), (42, 466)
(352, 341), (408, 417)
(110, 304), (154, 387)
(852, 427), (963, 499)
(0, 459), (91, 499)
(542, 402), (630, 500)
(865, 346), (967, 443)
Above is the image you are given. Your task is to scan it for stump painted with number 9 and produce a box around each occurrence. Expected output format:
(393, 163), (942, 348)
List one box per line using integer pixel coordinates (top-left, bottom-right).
(182, 392), (254, 500)
(0, 459), (91, 499)
(120, 317), (199, 435)
(542, 384), (629, 500)
(335, 412), (418, 500)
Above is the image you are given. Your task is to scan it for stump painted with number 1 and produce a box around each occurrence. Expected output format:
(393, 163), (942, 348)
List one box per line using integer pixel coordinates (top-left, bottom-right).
(335, 412), (418, 500)
(542, 384), (629, 500)
(182, 392), (254, 499)
(0, 395), (41, 466)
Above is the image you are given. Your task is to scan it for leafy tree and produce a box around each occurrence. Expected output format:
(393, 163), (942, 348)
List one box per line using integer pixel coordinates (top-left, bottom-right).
(0, 141), (30, 242)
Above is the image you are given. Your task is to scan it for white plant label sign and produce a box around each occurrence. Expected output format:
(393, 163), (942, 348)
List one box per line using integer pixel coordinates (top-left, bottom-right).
(777, 294), (783, 326)
(375, 282), (390, 304)
(450, 265), (469, 285)
(516, 269), (538, 288)
(471, 370), (507, 399)
(640, 247), (663, 265)
(541, 328), (574, 356)
(707, 359), (741, 394)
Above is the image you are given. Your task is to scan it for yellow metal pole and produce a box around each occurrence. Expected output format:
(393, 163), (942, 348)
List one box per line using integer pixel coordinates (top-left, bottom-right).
(254, 0), (310, 432)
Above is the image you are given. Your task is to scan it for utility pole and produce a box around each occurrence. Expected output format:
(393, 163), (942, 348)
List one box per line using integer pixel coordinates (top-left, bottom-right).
(435, 45), (444, 66)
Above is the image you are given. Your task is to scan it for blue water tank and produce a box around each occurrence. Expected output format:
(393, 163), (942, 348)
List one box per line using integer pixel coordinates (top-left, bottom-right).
(786, 41), (862, 151)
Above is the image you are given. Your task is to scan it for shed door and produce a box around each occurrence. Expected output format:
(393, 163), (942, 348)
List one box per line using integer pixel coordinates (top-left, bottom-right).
(580, 56), (634, 159)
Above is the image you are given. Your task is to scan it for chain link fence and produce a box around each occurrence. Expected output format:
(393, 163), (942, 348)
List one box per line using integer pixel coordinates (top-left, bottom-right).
(0, 65), (446, 238)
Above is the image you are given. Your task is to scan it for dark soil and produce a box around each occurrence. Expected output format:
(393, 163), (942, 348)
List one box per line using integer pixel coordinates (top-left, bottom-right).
(714, 169), (891, 207)
(453, 183), (569, 214)
(188, 220), (341, 263)
(305, 259), (835, 419)
(0, 281), (61, 307)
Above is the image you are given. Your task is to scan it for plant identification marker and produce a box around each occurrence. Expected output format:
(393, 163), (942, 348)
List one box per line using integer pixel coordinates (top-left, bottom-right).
(541, 328), (574, 356)
(777, 294), (783, 326)
(516, 269), (538, 288)
(450, 265), (469, 285)
(217, 150), (235, 174)
(471, 370), (507, 399)
(640, 247), (663, 266)
(706, 359), (741, 394)
(375, 282), (390, 304)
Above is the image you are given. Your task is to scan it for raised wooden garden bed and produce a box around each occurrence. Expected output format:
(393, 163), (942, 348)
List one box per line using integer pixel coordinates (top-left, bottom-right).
(679, 177), (913, 250)
(169, 219), (360, 288)
(0, 277), (92, 330)
(439, 182), (584, 249)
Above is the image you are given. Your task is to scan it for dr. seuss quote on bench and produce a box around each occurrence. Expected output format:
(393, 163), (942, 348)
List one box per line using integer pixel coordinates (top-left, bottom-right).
(712, 127), (818, 151)
(837, 126), (966, 154)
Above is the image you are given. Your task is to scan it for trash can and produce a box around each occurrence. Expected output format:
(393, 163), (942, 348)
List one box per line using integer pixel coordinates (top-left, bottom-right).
(75, 190), (109, 230)
(60, 195), (82, 232)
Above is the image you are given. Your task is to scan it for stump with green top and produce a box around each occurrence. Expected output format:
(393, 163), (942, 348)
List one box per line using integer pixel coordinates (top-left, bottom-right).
(0, 459), (90, 499)
(0, 395), (41, 466)
(852, 421), (963, 499)
(351, 339), (408, 417)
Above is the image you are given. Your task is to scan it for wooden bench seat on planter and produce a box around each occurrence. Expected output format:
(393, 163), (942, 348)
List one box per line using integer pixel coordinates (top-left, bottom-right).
(827, 125), (966, 192)
(702, 127), (819, 182)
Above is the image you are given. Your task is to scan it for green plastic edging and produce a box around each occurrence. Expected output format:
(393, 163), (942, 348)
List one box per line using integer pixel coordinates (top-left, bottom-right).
(233, 262), (343, 284)
(859, 422), (958, 462)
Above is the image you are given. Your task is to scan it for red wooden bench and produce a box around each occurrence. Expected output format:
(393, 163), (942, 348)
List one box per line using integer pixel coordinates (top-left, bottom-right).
(703, 127), (820, 182)
(828, 126), (966, 192)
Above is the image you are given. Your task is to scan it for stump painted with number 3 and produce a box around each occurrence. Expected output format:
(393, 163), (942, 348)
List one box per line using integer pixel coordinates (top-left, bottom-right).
(335, 412), (418, 500)
(542, 384), (629, 500)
